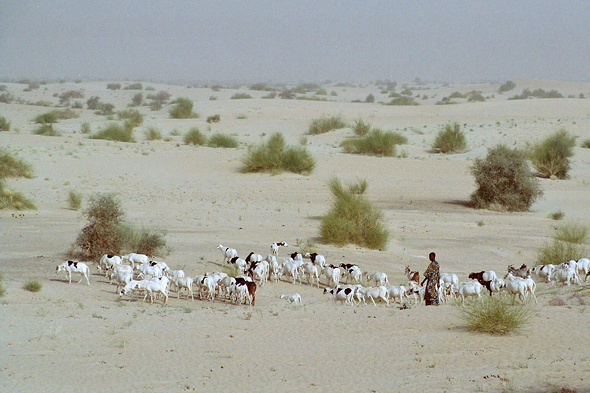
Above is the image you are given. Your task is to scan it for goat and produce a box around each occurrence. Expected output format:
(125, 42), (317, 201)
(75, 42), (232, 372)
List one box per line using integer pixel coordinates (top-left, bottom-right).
(305, 253), (326, 270)
(577, 258), (590, 281)
(280, 258), (301, 284)
(323, 286), (355, 306)
(504, 273), (537, 304)
(357, 286), (389, 306)
(506, 264), (529, 279)
(172, 276), (194, 300)
(280, 293), (302, 305)
(112, 271), (133, 293)
(300, 262), (320, 287)
(530, 264), (555, 283)
(217, 244), (238, 264)
(56, 261), (91, 285)
(386, 285), (407, 304)
(550, 266), (578, 286)
(405, 266), (420, 284)
(229, 256), (248, 274)
(137, 263), (163, 278)
(322, 265), (342, 288)
(367, 271), (389, 287)
(270, 242), (288, 257)
(468, 270), (497, 296)
(98, 254), (122, 276)
(407, 282), (425, 305)
(245, 252), (263, 265)
(121, 253), (149, 269)
(341, 264), (362, 284)
(457, 281), (483, 304)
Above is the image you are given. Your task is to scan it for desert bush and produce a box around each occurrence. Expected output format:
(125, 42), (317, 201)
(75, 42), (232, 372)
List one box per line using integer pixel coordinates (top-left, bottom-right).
(432, 122), (467, 153)
(536, 238), (587, 267)
(206, 114), (221, 123)
(341, 129), (407, 157)
(449, 91), (465, 99)
(169, 97), (197, 119)
(96, 103), (115, 116)
(58, 90), (84, 105)
(86, 96), (103, 110)
(0, 151), (34, 179)
(386, 96), (419, 106)
(231, 93), (252, 99)
(241, 133), (315, 175)
(352, 118), (372, 137)
(34, 111), (58, 124)
(0, 180), (36, 210)
(123, 83), (143, 90)
(183, 127), (207, 146)
(68, 190), (83, 210)
(456, 295), (533, 335)
(498, 81), (516, 93)
(467, 91), (485, 102)
(549, 210), (565, 220)
(319, 177), (388, 250)
(554, 221), (589, 244)
(0, 273), (5, 297)
(118, 224), (167, 257)
(131, 92), (143, 106)
(33, 123), (60, 136)
(471, 145), (543, 211)
(529, 129), (575, 179)
(581, 139), (590, 149)
(308, 114), (347, 135)
(90, 123), (135, 142)
(54, 108), (80, 119)
(0, 116), (11, 131)
(80, 122), (91, 134)
(144, 126), (162, 141)
(23, 280), (42, 292)
(106, 83), (121, 90)
(365, 93), (375, 103)
(117, 109), (143, 128)
(0, 92), (14, 103)
(208, 133), (238, 148)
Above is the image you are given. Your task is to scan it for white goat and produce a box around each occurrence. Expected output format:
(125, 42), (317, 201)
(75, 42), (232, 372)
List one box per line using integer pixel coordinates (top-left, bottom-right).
(504, 274), (538, 304)
(137, 263), (163, 278)
(323, 286), (355, 306)
(98, 254), (122, 275)
(280, 293), (302, 305)
(300, 262), (320, 287)
(112, 271), (134, 293)
(305, 253), (326, 270)
(322, 265), (342, 288)
(576, 258), (590, 280)
(172, 276), (194, 300)
(457, 281), (483, 304)
(217, 244), (238, 264)
(530, 264), (555, 283)
(367, 271), (389, 287)
(386, 285), (407, 304)
(56, 261), (90, 285)
(551, 266), (578, 286)
(357, 286), (389, 306)
(281, 258), (301, 284)
(121, 253), (149, 269)
(271, 242), (288, 256)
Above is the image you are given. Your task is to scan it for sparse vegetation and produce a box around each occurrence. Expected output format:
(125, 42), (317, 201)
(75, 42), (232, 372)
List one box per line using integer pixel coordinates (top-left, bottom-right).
(549, 210), (565, 220)
(118, 224), (167, 257)
(58, 90), (84, 106)
(432, 122), (467, 153)
(144, 126), (162, 141)
(352, 118), (372, 137)
(90, 123), (135, 142)
(0, 180), (36, 210)
(498, 81), (516, 93)
(206, 114), (221, 123)
(33, 123), (60, 136)
(0, 116), (11, 131)
(341, 129), (407, 157)
(106, 83), (121, 90)
(581, 139), (590, 149)
(471, 145), (543, 212)
(529, 129), (576, 179)
(131, 93), (143, 107)
(0, 151), (34, 179)
(118, 109), (143, 128)
(183, 127), (207, 146)
(241, 132), (315, 175)
(123, 83), (143, 90)
(231, 93), (252, 99)
(386, 96), (419, 106)
(536, 222), (588, 266)
(34, 111), (58, 124)
(508, 88), (563, 100)
(23, 280), (42, 292)
(0, 273), (5, 297)
(80, 122), (91, 134)
(319, 177), (389, 250)
(169, 97), (198, 119)
(68, 190), (83, 210)
(208, 133), (239, 148)
(308, 114), (347, 135)
(456, 295), (533, 335)
(467, 91), (485, 102)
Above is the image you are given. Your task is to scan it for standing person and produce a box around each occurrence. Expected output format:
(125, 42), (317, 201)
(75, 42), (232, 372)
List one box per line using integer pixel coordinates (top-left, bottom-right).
(421, 252), (440, 306)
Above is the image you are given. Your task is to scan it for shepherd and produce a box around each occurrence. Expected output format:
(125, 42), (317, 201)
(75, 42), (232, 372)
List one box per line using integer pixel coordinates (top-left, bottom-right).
(421, 252), (440, 306)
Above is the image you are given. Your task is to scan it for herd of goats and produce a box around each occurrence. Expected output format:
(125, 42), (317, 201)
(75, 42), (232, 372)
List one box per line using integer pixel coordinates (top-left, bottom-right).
(54, 241), (590, 307)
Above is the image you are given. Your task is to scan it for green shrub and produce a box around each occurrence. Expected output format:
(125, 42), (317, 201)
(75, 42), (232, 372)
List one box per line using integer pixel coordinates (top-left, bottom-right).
(498, 81), (516, 93)
(208, 133), (239, 148)
(581, 139), (590, 149)
(432, 122), (467, 153)
(365, 93), (375, 103)
(131, 92), (143, 106)
(117, 109), (143, 128)
(169, 97), (198, 119)
(96, 103), (115, 116)
(467, 91), (485, 102)
(0, 274), (5, 297)
(0, 180), (36, 210)
(470, 145), (543, 212)
(51, 108), (79, 119)
(183, 127), (207, 145)
(23, 280), (42, 292)
(68, 190), (83, 210)
(107, 83), (121, 90)
(386, 96), (419, 106)
(448, 91), (465, 99)
(319, 178), (388, 250)
(34, 111), (58, 124)
(33, 123), (60, 136)
(0, 116), (11, 131)
(341, 129), (407, 157)
(86, 96), (103, 110)
(352, 118), (372, 137)
(118, 225), (167, 257)
(308, 115), (347, 135)
(231, 93), (252, 99)
(456, 295), (533, 335)
(549, 210), (565, 220)
(144, 126), (162, 141)
(80, 122), (91, 134)
(90, 123), (135, 142)
(206, 114), (221, 123)
(529, 129), (576, 179)
(536, 239), (587, 267)
(123, 83), (143, 90)
(554, 221), (589, 244)
(58, 90), (84, 105)
(0, 92), (14, 103)
(0, 151), (34, 179)
(241, 133), (315, 175)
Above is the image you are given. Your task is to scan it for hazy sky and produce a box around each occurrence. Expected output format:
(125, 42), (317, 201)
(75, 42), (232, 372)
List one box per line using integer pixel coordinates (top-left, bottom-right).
(1, 1), (589, 83)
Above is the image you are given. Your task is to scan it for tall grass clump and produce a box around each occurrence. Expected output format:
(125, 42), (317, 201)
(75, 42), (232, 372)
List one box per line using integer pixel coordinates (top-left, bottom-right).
(68, 190), (83, 210)
(241, 133), (315, 175)
(144, 126), (162, 141)
(90, 123), (135, 142)
(432, 122), (467, 153)
(183, 127), (207, 146)
(169, 97), (198, 119)
(208, 133), (239, 148)
(80, 122), (91, 134)
(308, 115), (347, 135)
(529, 129), (576, 179)
(0, 116), (11, 131)
(341, 129), (407, 157)
(118, 225), (167, 257)
(33, 111), (58, 124)
(352, 118), (372, 137)
(0, 180), (36, 210)
(0, 273), (5, 297)
(536, 221), (588, 266)
(0, 151), (34, 179)
(471, 145), (543, 212)
(386, 96), (419, 106)
(319, 177), (389, 250)
(117, 109), (143, 128)
(581, 139), (590, 149)
(23, 280), (43, 292)
(456, 295), (533, 335)
(33, 123), (60, 136)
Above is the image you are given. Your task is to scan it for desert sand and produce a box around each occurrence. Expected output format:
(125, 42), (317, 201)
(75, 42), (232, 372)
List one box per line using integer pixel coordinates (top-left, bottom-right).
(1, 79), (590, 392)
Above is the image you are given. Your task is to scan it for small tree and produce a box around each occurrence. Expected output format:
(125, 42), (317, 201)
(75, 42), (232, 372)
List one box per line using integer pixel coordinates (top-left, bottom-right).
(131, 93), (143, 107)
(529, 129), (576, 179)
(471, 145), (543, 211)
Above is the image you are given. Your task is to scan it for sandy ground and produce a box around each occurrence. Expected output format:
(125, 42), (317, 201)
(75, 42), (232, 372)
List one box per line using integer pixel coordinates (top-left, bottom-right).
(1, 79), (590, 392)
